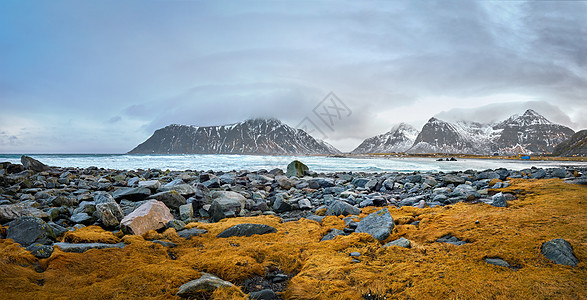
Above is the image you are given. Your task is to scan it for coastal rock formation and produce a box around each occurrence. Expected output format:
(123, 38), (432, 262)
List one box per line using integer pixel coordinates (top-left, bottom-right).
(128, 118), (341, 155)
(551, 129), (587, 157)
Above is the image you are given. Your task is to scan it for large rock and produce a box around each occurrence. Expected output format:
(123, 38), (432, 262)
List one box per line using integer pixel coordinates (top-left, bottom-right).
(443, 174), (465, 184)
(383, 237), (411, 248)
(112, 187), (151, 201)
(355, 208), (394, 241)
(21, 155), (50, 172)
(54, 242), (126, 253)
(0, 203), (48, 224)
(208, 191), (246, 222)
(160, 184), (197, 197)
(272, 196), (292, 213)
(138, 180), (161, 190)
(176, 273), (240, 297)
(320, 228), (345, 241)
(177, 228), (208, 239)
(120, 200), (174, 235)
(286, 160), (309, 177)
(216, 223), (277, 238)
(491, 192), (507, 207)
(94, 192), (124, 227)
(6, 216), (55, 247)
(325, 200), (361, 216)
(541, 238), (579, 266)
(149, 190), (187, 210)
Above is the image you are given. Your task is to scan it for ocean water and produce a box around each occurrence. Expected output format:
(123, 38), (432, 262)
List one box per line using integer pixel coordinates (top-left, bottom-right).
(0, 154), (585, 173)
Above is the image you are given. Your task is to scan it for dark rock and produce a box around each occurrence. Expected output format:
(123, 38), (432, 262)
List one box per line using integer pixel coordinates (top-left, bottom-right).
(21, 155), (50, 172)
(6, 216), (55, 247)
(325, 200), (361, 216)
(54, 242), (125, 253)
(443, 174), (465, 185)
(177, 227), (208, 239)
(351, 178), (370, 188)
(250, 289), (277, 300)
(149, 190), (187, 210)
(217, 223), (277, 238)
(166, 219), (186, 231)
(437, 234), (467, 246)
(355, 208), (394, 241)
(530, 169), (546, 179)
(272, 196), (292, 213)
(70, 212), (94, 225)
(320, 228), (345, 241)
(152, 240), (177, 248)
(26, 243), (54, 258)
(112, 187), (151, 201)
(94, 192), (124, 227)
(551, 168), (568, 178)
(286, 160), (309, 177)
(6, 163), (25, 174)
(484, 257), (511, 268)
(159, 184), (197, 197)
(0, 203), (48, 223)
(541, 238), (579, 266)
(202, 177), (221, 188)
(208, 191), (246, 222)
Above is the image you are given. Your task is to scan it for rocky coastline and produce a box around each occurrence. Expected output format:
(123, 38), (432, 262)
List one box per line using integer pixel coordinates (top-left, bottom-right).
(1, 156), (585, 299)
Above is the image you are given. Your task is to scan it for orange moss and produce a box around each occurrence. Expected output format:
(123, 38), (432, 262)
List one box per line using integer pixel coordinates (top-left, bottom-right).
(489, 178), (502, 186)
(62, 226), (121, 244)
(1, 179), (585, 299)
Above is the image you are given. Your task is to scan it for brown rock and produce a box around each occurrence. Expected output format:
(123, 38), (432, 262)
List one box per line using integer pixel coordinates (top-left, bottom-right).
(120, 200), (174, 235)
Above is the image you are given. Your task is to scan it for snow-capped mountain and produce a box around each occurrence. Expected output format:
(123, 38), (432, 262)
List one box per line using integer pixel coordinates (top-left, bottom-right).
(351, 123), (418, 154)
(355, 110), (575, 155)
(128, 118), (342, 155)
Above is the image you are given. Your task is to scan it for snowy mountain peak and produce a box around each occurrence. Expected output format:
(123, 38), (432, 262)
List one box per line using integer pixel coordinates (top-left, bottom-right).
(351, 123), (418, 154)
(496, 109), (552, 128)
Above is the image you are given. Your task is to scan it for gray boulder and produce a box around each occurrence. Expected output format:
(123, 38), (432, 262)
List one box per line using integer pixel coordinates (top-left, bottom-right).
(272, 196), (292, 213)
(21, 155), (50, 172)
(541, 238), (579, 266)
(94, 192), (124, 227)
(112, 187), (151, 201)
(159, 184), (197, 197)
(437, 234), (467, 246)
(484, 257), (511, 268)
(491, 192), (507, 207)
(320, 228), (345, 241)
(6, 216), (55, 247)
(325, 200), (361, 216)
(0, 203), (48, 223)
(208, 191), (246, 222)
(286, 160), (309, 177)
(355, 208), (394, 241)
(149, 190), (187, 210)
(216, 223), (277, 238)
(443, 174), (465, 184)
(177, 227), (208, 239)
(26, 243), (54, 258)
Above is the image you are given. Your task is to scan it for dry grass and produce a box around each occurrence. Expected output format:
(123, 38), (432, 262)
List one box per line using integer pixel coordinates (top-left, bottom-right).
(0, 179), (585, 299)
(62, 225), (121, 244)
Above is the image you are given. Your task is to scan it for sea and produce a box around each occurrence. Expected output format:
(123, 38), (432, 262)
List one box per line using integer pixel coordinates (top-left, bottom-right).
(1, 154), (585, 173)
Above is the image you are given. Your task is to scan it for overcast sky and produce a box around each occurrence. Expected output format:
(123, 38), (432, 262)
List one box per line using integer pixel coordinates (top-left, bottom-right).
(0, 1), (586, 153)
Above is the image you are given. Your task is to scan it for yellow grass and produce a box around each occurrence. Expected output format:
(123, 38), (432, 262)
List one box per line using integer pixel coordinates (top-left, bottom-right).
(0, 179), (585, 299)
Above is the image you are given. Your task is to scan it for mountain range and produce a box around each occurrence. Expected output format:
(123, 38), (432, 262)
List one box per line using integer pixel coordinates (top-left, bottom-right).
(129, 110), (582, 156)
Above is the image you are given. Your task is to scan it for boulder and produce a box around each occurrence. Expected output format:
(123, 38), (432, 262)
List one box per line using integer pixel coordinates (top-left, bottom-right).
(208, 191), (246, 222)
(159, 184), (197, 197)
(491, 192), (507, 207)
(272, 196), (292, 213)
(94, 192), (124, 227)
(26, 243), (54, 258)
(355, 208), (394, 241)
(443, 174), (465, 184)
(325, 200), (361, 216)
(0, 203), (48, 224)
(179, 204), (193, 220)
(176, 273), (240, 297)
(177, 227), (208, 239)
(436, 234), (467, 246)
(120, 200), (174, 235)
(285, 160), (309, 177)
(6, 216), (55, 247)
(216, 223), (277, 238)
(149, 190), (187, 210)
(484, 257), (511, 268)
(112, 187), (151, 201)
(138, 180), (161, 190)
(250, 289), (277, 300)
(21, 155), (50, 172)
(351, 178), (370, 188)
(320, 228), (346, 241)
(541, 238), (579, 266)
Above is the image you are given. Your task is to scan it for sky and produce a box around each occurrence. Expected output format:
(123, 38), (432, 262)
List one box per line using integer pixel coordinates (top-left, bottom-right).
(0, 0), (586, 153)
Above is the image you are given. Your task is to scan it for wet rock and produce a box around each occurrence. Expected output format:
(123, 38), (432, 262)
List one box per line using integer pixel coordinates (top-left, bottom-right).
(94, 192), (124, 227)
(285, 160), (309, 178)
(21, 155), (50, 172)
(541, 238), (579, 266)
(355, 208), (394, 241)
(217, 223), (277, 238)
(383, 237), (411, 248)
(112, 187), (151, 201)
(120, 200), (174, 235)
(325, 200), (361, 216)
(177, 227), (208, 239)
(149, 190), (187, 210)
(54, 242), (125, 253)
(0, 203), (48, 223)
(176, 272), (240, 297)
(208, 191), (246, 222)
(6, 216), (55, 247)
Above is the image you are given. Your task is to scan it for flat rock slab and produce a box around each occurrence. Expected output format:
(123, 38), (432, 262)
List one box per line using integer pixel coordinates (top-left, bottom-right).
(177, 227), (208, 239)
(217, 223), (277, 238)
(113, 187), (151, 201)
(484, 257), (511, 268)
(325, 200), (361, 216)
(541, 238), (579, 266)
(0, 203), (48, 223)
(437, 234), (467, 246)
(54, 242), (126, 253)
(355, 208), (394, 241)
(6, 216), (55, 247)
